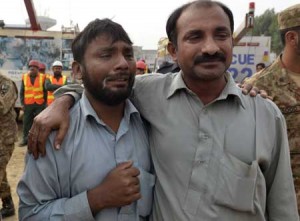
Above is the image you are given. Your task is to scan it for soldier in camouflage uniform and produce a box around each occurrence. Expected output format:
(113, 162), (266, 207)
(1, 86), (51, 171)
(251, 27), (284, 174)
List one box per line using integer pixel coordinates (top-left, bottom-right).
(244, 3), (300, 213)
(0, 72), (17, 218)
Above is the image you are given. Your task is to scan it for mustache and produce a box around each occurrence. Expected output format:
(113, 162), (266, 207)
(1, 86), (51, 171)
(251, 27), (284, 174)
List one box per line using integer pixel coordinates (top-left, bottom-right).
(105, 72), (132, 81)
(194, 53), (226, 65)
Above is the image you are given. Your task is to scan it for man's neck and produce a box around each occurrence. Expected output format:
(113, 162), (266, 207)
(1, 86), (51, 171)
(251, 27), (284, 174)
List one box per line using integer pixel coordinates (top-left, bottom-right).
(29, 73), (37, 77)
(86, 93), (125, 133)
(183, 75), (227, 105)
(54, 74), (62, 79)
(281, 49), (300, 74)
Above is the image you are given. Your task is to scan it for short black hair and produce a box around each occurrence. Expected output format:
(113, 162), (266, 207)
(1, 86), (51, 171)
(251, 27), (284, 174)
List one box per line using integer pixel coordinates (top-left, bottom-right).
(256, 63), (265, 69)
(166, 0), (234, 47)
(72, 18), (133, 63)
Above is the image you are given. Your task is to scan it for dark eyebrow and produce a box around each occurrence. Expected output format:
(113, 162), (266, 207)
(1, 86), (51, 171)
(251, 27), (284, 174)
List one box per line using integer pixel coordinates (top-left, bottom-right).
(123, 45), (133, 52)
(97, 47), (114, 53)
(186, 29), (202, 35)
(215, 26), (231, 33)
(96, 43), (133, 52)
(183, 30), (203, 39)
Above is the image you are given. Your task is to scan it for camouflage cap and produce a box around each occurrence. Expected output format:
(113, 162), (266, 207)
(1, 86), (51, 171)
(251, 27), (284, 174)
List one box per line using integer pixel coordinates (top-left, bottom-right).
(278, 4), (300, 30)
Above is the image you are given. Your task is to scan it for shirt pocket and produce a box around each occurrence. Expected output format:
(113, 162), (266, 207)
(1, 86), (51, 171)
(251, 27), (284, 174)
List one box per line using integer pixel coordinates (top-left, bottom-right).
(214, 152), (257, 214)
(138, 168), (155, 217)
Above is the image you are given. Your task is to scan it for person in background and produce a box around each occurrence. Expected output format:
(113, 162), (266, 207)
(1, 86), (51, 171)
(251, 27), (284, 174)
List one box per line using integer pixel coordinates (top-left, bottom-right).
(17, 18), (154, 220)
(45, 60), (68, 106)
(156, 61), (180, 74)
(0, 72), (18, 218)
(136, 60), (147, 75)
(27, 1), (299, 220)
(244, 3), (300, 213)
(38, 62), (47, 75)
(255, 62), (265, 72)
(19, 60), (46, 147)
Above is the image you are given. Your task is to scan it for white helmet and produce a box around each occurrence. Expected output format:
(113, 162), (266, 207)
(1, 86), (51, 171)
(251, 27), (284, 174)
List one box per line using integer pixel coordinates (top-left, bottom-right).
(52, 60), (63, 67)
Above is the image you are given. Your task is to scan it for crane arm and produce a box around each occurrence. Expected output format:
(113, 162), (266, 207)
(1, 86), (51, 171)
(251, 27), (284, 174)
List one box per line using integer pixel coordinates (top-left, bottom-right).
(24, 0), (41, 31)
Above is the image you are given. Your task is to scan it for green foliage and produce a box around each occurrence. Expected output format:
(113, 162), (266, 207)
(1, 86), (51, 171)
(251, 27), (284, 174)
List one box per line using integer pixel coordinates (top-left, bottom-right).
(250, 8), (283, 55)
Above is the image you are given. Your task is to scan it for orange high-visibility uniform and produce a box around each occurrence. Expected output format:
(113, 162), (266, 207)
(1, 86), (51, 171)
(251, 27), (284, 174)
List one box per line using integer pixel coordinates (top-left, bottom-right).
(22, 73), (46, 105)
(47, 75), (67, 105)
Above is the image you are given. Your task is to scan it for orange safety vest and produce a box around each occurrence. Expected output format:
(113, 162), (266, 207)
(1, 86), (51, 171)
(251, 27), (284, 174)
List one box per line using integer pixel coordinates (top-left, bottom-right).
(22, 73), (46, 105)
(47, 75), (67, 105)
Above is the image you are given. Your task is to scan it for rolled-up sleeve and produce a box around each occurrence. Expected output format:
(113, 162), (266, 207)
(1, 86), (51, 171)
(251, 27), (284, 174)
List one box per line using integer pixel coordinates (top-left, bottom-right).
(54, 84), (84, 98)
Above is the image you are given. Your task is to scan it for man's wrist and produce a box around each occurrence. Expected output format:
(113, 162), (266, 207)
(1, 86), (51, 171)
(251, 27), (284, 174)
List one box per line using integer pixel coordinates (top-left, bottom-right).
(65, 94), (75, 109)
(87, 186), (106, 215)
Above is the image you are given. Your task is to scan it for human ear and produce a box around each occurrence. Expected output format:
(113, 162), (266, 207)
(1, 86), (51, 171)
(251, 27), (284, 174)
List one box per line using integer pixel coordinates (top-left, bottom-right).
(286, 31), (298, 46)
(167, 42), (178, 62)
(72, 61), (83, 80)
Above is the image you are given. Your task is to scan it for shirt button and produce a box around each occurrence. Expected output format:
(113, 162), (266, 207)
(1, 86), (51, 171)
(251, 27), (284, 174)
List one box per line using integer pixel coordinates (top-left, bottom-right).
(195, 160), (206, 166)
(203, 109), (208, 114)
(202, 134), (208, 140)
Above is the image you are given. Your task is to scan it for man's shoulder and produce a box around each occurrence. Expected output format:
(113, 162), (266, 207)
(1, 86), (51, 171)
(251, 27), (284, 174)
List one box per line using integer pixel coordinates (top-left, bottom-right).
(256, 60), (282, 80)
(47, 102), (84, 155)
(49, 101), (82, 144)
(0, 74), (17, 96)
(69, 101), (83, 123)
(133, 73), (178, 104)
(0, 74), (13, 84)
(136, 72), (175, 83)
(245, 60), (281, 85)
(246, 68), (283, 95)
(242, 94), (283, 119)
(135, 72), (177, 91)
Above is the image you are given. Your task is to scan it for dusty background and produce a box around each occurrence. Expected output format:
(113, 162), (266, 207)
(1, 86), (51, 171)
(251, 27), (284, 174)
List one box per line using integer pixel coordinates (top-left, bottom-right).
(5, 122), (26, 220)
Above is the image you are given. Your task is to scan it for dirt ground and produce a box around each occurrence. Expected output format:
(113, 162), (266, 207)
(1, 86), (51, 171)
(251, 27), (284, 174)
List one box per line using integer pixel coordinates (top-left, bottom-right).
(5, 122), (27, 220)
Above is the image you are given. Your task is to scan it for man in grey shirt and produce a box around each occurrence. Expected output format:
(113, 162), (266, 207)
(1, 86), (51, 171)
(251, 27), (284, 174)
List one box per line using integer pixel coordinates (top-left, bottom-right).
(17, 19), (154, 221)
(27, 1), (299, 220)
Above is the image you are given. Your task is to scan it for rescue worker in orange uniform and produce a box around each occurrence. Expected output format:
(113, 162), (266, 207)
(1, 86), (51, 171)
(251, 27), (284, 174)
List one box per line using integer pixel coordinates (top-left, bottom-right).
(45, 61), (67, 106)
(19, 60), (47, 146)
(38, 63), (47, 75)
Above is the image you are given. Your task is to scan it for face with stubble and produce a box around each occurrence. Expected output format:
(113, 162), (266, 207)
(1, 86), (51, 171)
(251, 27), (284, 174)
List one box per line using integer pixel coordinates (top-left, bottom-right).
(76, 34), (136, 106)
(52, 66), (62, 77)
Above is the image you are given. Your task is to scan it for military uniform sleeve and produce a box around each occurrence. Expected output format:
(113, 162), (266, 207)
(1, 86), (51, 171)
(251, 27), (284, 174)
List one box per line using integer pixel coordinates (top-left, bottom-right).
(244, 71), (276, 101)
(264, 111), (299, 220)
(253, 74), (276, 101)
(243, 70), (264, 85)
(17, 135), (95, 221)
(54, 84), (84, 103)
(20, 79), (25, 106)
(0, 78), (17, 115)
